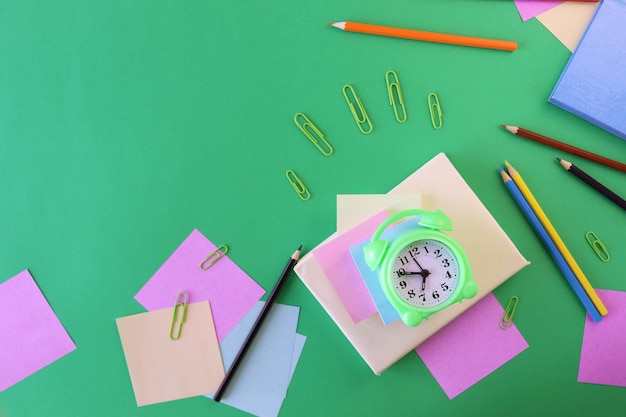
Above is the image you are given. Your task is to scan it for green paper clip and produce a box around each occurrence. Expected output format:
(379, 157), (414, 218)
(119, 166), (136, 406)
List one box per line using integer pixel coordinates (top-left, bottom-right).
(385, 70), (407, 123)
(585, 231), (610, 262)
(500, 296), (519, 330)
(294, 113), (333, 156)
(342, 84), (373, 134)
(428, 93), (443, 129)
(199, 244), (228, 270)
(169, 291), (188, 340)
(286, 169), (311, 200)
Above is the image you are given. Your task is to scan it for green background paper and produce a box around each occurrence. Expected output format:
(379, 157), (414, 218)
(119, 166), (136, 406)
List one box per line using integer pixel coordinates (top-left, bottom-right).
(1, 1), (625, 416)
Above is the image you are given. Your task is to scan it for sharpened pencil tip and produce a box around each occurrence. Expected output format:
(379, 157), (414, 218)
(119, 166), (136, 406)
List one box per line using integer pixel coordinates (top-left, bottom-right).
(328, 21), (345, 30)
(500, 124), (517, 135)
(499, 167), (511, 181)
(504, 160), (517, 176)
(292, 245), (303, 261)
(557, 158), (572, 170)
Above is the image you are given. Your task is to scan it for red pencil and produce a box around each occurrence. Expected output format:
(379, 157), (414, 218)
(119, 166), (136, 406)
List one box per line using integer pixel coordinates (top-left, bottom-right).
(500, 125), (626, 174)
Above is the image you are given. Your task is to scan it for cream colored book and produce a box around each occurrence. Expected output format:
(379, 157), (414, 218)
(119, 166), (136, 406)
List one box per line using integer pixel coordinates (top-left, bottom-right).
(294, 153), (529, 374)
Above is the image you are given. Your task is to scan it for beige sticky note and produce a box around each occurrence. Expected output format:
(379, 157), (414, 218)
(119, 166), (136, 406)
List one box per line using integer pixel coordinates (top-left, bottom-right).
(537, 2), (599, 52)
(336, 194), (422, 233)
(116, 301), (225, 406)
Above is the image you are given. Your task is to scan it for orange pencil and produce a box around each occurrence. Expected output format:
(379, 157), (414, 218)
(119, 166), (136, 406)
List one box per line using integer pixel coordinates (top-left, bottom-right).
(329, 21), (517, 51)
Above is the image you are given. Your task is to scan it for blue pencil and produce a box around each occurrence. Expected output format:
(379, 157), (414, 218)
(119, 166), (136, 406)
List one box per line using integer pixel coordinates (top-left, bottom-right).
(499, 168), (602, 322)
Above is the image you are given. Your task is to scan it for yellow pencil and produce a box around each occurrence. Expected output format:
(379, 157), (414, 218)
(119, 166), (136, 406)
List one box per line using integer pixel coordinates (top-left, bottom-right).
(505, 161), (607, 316)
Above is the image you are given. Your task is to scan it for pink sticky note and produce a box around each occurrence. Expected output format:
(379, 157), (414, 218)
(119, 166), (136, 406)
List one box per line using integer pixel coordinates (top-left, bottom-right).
(514, 0), (563, 21)
(0, 270), (76, 391)
(415, 293), (529, 399)
(313, 211), (388, 323)
(135, 229), (265, 341)
(578, 289), (626, 387)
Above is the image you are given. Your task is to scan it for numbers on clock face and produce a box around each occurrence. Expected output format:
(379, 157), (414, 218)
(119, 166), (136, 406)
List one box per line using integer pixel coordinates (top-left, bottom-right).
(391, 239), (460, 307)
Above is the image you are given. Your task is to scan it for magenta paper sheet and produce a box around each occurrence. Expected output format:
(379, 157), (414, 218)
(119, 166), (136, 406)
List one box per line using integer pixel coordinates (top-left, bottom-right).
(312, 211), (388, 324)
(134, 229), (265, 341)
(0, 270), (76, 391)
(578, 289), (626, 387)
(416, 293), (529, 399)
(515, 0), (562, 21)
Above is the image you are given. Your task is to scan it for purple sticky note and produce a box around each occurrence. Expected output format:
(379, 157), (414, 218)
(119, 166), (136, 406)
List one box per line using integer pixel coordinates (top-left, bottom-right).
(578, 289), (626, 387)
(0, 270), (76, 391)
(415, 293), (529, 399)
(313, 211), (388, 324)
(134, 229), (265, 341)
(514, 0), (563, 21)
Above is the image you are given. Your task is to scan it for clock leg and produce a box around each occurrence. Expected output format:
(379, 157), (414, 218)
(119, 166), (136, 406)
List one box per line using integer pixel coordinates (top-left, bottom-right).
(402, 311), (424, 327)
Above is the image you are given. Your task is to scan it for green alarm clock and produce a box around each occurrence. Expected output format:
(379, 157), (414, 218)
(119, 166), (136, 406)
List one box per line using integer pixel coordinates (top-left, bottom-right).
(363, 209), (478, 327)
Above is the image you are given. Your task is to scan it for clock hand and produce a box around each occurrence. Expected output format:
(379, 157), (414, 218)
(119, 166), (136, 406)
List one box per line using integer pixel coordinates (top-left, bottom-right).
(413, 258), (425, 271)
(412, 258), (431, 278)
(399, 270), (430, 278)
(398, 270), (422, 276)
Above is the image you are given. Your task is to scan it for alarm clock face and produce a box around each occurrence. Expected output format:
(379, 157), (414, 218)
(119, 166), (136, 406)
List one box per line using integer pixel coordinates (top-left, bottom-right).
(390, 238), (460, 308)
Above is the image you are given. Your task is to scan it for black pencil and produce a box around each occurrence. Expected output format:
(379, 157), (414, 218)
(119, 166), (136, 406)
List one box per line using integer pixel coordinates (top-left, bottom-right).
(213, 245), (302, 402)
(557, 157), (626, 211)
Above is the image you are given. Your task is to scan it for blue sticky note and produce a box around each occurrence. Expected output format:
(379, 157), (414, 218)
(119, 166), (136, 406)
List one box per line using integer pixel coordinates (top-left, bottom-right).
(349, 217), (421, 325)
(223, 333), (306, 417)
(549, 0), (626, 140)
(207, 302), (304, 417)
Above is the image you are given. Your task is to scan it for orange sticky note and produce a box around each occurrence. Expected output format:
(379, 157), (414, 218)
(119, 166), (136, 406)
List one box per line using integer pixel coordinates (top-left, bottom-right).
(116, 301), (224, 406)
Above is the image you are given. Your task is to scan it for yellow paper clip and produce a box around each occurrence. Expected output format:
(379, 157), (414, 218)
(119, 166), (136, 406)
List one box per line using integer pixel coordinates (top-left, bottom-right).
(342, 84), (373, 134)
(385, 70), (407, 123)
(500, 296), (519, 330)
(199, 244), (229, 270)
(286, 169), (311, 200)
(428, 93), (443, 129)
(294, 113), (333, 156)
(170, 291), (188, 340)
(585, 231), (610, 262)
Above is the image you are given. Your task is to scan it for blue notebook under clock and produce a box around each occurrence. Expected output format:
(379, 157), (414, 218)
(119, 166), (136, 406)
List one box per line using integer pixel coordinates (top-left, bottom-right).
(549, 0), (626, 141)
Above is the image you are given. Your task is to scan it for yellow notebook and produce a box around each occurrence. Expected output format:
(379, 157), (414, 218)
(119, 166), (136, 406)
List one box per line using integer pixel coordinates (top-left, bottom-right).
(294, 153), (529, 374)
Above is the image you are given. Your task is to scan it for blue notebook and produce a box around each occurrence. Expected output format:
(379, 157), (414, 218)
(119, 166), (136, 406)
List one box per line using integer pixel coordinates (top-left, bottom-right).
(549, 0), (626, 141)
